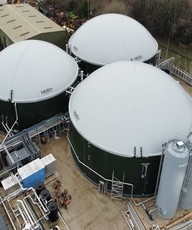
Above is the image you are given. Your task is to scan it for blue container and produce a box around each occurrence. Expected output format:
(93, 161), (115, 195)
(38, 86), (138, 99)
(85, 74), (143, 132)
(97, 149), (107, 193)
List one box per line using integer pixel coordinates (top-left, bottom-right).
(29, 158), (45, 188)
(18, 159), (45, 188)
(18, 164), (34, 188)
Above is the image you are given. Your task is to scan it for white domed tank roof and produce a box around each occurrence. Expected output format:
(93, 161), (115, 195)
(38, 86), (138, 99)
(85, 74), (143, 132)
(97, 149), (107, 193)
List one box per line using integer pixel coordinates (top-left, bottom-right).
(69, 61), (192, 157)
(69, 13), (158, 65)
(0, 40), (78, 103)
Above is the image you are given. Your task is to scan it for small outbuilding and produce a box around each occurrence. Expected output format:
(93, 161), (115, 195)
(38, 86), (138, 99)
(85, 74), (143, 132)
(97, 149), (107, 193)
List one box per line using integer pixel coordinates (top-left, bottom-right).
(0, 4), (66, 49)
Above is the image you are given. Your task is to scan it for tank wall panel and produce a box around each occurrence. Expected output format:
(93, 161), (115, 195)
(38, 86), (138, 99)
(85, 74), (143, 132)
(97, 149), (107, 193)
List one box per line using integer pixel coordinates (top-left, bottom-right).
(69, 123), (160, 196)
(78, 55), (156, 75)
(0, 92), (69, 132)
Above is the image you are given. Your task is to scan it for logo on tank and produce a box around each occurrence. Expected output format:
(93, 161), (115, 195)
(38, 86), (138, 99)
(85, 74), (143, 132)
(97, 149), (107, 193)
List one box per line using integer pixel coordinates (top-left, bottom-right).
(73, 110), (80, 121)
(41, 88), (53, 94)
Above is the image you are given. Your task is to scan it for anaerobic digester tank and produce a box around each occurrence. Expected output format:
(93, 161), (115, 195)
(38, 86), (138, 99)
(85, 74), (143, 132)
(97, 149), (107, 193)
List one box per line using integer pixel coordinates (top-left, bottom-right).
(69, 61), (192, 196)
(179, 132), (192, 210)
(156, 140), (189, 219)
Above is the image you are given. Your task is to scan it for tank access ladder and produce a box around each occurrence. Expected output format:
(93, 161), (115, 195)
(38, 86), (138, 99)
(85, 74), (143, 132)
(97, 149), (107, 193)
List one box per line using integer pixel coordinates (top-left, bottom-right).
(111, 171), (125, 200)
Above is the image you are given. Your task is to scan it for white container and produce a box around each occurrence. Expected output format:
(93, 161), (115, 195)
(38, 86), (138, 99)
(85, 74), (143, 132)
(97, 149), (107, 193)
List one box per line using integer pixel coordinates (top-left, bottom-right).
(41, 154), (56, 178)
(1, 175), (20, 193)
(29, 158), (45, 173)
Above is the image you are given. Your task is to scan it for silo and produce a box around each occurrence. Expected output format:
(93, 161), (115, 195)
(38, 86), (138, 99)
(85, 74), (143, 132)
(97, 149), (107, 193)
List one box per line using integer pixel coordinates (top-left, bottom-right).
(156, 140), (189, 219)
(0, 40), (78, 131)
(68, 61), (192, 196)
(179, 132), (192, 210)
(68, 13), (158, 74)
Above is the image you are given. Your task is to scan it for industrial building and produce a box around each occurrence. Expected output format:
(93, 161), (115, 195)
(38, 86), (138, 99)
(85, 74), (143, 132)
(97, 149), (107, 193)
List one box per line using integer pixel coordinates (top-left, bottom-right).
(68, 13), (159, 74)
(0, 39), (78, 131)
(0, 3), (66, 49)
(68, 61), (192, 197)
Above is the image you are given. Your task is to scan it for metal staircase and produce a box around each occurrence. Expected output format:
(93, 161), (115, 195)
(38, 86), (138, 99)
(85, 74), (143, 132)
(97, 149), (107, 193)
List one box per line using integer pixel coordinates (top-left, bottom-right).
(111, 171), (125, 200)
(0, 113), (69, 178)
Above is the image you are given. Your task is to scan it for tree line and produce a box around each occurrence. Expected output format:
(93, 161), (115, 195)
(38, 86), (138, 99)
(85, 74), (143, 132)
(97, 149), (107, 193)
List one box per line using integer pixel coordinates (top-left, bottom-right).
(43, 0), (192, 49)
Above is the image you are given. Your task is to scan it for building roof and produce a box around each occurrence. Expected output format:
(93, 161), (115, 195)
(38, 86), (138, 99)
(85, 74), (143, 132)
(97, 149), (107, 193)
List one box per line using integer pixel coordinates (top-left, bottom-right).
(69, 61), (192, 157)
(0, 40), (78, 102)
(0, 3), (64, 43)
(69, 13), (158, 66)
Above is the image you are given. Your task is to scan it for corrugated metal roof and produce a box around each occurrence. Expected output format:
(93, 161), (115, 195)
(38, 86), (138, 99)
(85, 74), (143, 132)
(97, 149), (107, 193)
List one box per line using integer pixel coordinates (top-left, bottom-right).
(0, 3), (64, 42)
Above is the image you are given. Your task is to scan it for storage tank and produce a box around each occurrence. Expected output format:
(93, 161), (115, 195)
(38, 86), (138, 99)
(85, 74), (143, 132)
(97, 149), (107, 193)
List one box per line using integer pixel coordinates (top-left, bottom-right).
(68, 13), (158, 74)
(35, 181), (45, 196)
(68, 61), (192, 196)
(0, 40), (78, 131)
(40, 189), (51, 203)
(48, 201), (59, 223)
(156, 140), (189, 219)
(179, 132), (192, 210)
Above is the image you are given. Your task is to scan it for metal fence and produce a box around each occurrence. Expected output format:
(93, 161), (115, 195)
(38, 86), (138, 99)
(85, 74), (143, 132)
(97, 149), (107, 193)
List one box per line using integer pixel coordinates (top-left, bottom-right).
(158, 57), (192, 86)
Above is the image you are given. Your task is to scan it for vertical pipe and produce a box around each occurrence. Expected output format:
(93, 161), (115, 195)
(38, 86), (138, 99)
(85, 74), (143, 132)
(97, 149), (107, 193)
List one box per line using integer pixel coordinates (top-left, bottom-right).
(66, 44), (69, 53)
(80, 70), (84, 81)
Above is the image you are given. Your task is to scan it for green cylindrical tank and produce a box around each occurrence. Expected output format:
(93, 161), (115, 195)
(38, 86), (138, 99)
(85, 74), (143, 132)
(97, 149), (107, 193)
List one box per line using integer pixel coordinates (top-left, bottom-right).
(68, 61), (192, 197)
(68, 13), (158, 74)
(0, 40), (78, 131)
(69, 123), (160, 196)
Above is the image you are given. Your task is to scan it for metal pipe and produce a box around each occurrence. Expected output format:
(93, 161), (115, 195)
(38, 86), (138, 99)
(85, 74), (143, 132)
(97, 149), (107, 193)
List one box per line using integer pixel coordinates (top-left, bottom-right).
(69, 43), (72, 55)
(149, 207), (157, 215)
(5, 116), (13, 136)
(24, 194), (48, 217)
(23, 196), (48, 230)
(1, 115), (11, 136)
(17, 199), (34, 226)
(2, 143), (14, 164)
(66, 44), (69, 53)
(0, 102), (18, 150)
(23, 198), (38, 226)
(1, 188), (23, 203)
(80, 70), (84, 81)
(31, 188), (49, 213)
(17, 205), (28, 225)
(154, 148), (164, 197)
